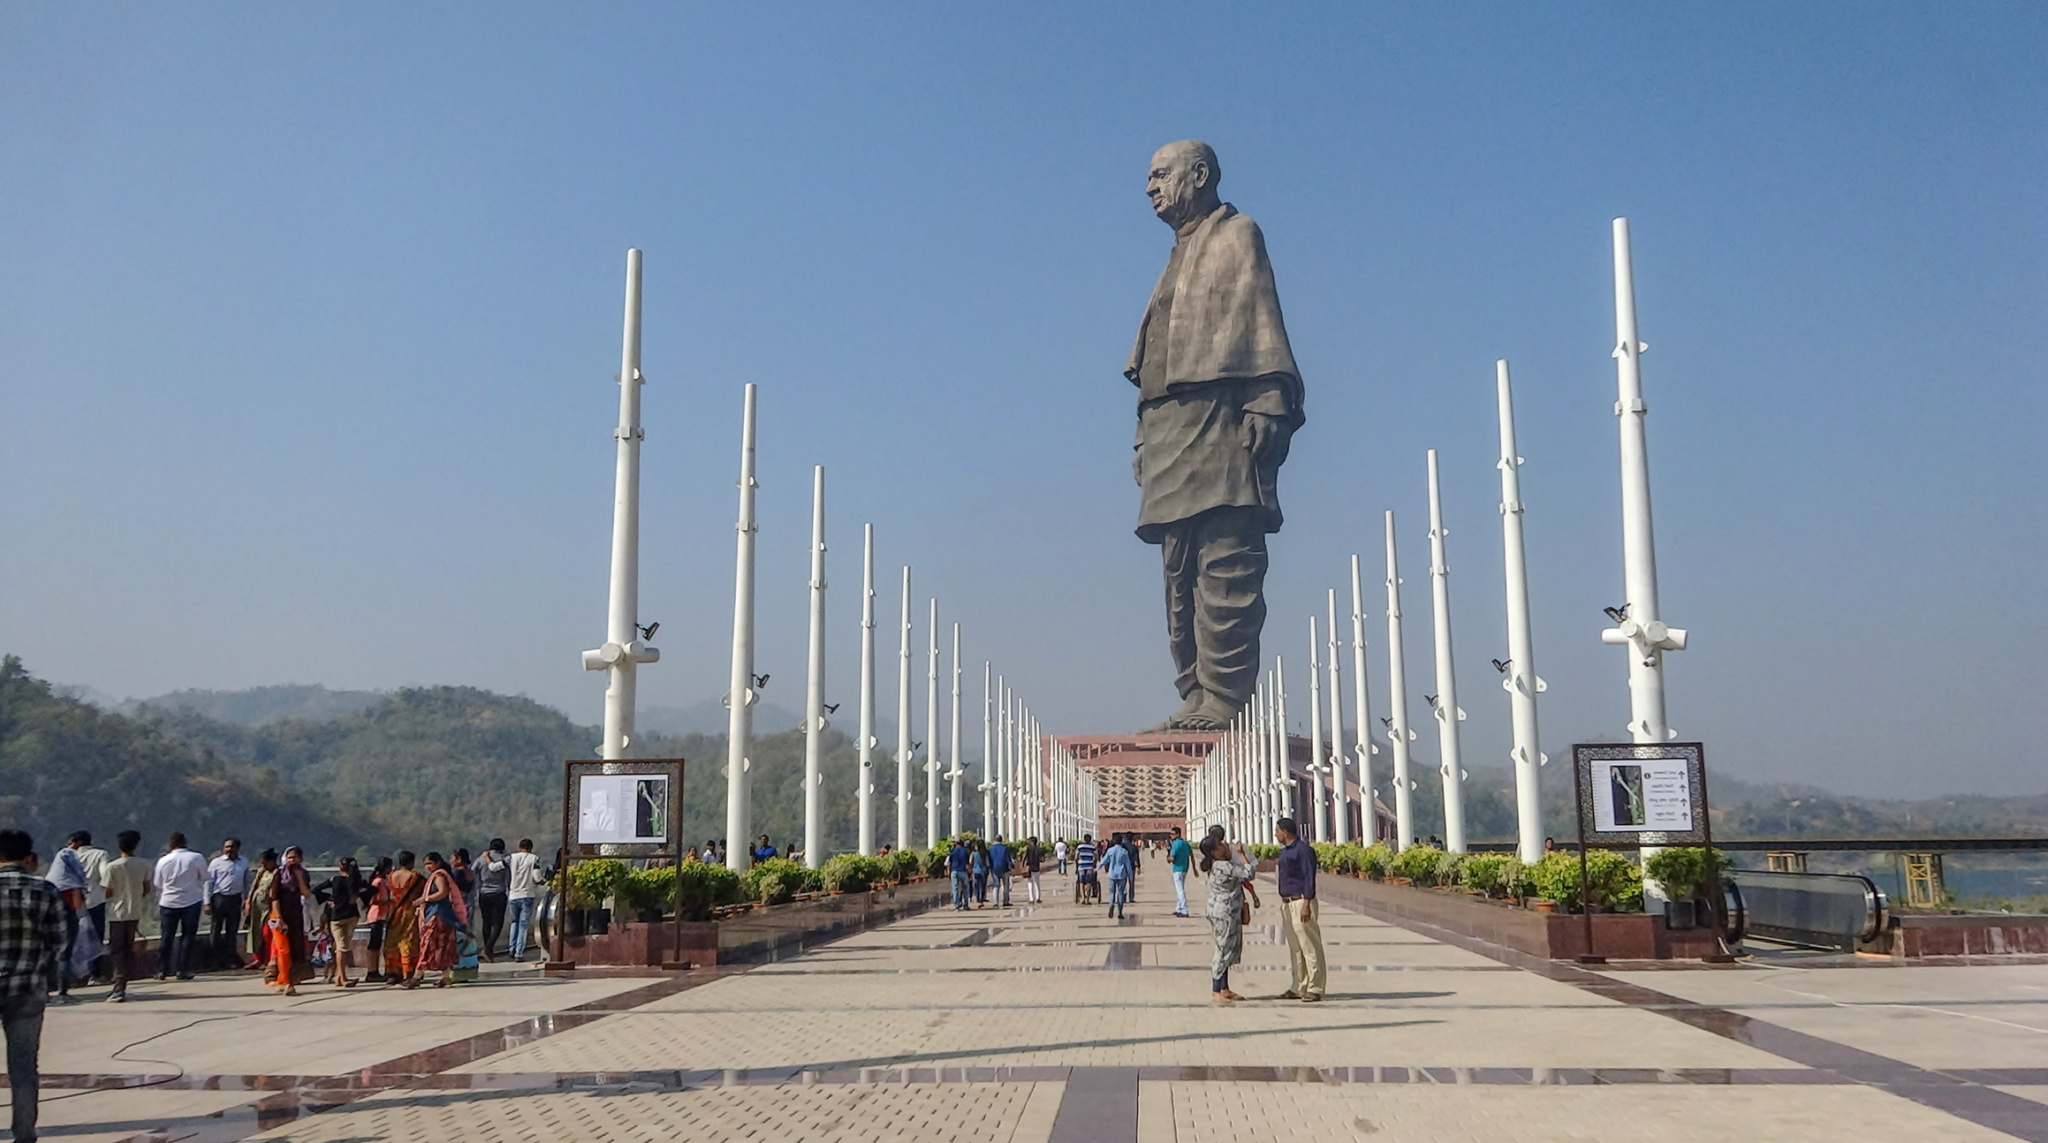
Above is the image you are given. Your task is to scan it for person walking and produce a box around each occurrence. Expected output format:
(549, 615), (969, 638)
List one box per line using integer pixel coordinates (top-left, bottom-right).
(152, 833), (206, 981)
(968, 841), (990, 908)
(1054, 838), (1068, 876)
(476, 840), (509, 962)
(275, 847), (314, 987)
(1200, 834), (1260, 1003)
(316, 858), (366, 988)
(382, 852), (424, 981)
(1074, 835), (1098, 904)
(203, 838), (251, 972)
(1022, 837), (1043, 905)
(100, 832), (150, 1002)
(244, 850), (278, 975)
(1273, 818), (1326, 1002)
(69, 834), (109, 987)
(405, 853), (464, 990)
(1099, 834), (1133, 919)
(505, 840), (543, 962)
(41, 835), (89, 1002)
(947, 837), (971, 910)
(2, 831), (67, 1143)
(1123, 833), (1141, 902)
(260, 892), (299, 995)
(988, 836), (1013, 908)
(361, 857), (392, 983)
(1168, 827), (1193, 917)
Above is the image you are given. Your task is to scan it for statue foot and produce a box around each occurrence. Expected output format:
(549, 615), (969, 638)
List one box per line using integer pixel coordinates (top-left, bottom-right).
(1140, 692), (1208, 734)
(1170, 694), (1240, 731)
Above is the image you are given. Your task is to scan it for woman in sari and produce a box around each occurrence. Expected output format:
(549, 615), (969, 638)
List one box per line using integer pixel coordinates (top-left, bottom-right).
(245, 849), (279, 972)
(405, 852), (466, 989)
(363, 857), (393, 984)
(276, 846), (315, 985)
(382, 851), (424, 982)
(263, 893), (299, 995)
(1200, 834), (1260, 1004)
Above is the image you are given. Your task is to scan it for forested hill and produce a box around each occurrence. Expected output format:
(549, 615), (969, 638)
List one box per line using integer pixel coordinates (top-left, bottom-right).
(2, 657), (907, 863)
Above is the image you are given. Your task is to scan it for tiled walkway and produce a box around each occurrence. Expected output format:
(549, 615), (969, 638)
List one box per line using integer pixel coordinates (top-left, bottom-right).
(16, 874), (2048, 1141)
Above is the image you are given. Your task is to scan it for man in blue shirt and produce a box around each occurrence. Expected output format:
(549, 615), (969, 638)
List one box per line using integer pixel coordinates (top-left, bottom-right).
(1168, 826), (1194, 917)
(947, 839), (971, 911)
(1273, 817), (1324, 1001)
(988, 837), (1013, 908)
(1098, 835), (1134, 920)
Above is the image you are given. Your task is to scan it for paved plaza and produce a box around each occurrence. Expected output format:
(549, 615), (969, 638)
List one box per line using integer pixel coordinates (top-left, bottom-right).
(15, 874), (2048, 1142)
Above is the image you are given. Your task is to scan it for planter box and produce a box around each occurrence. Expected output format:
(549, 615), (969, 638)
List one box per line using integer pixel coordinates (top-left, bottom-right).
(554, 877), (953, 969)
(1317, 875), (1723, 960)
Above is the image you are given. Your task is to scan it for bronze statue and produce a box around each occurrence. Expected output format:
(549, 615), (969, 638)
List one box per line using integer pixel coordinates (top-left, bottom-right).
(1126, 140), (1305, 732)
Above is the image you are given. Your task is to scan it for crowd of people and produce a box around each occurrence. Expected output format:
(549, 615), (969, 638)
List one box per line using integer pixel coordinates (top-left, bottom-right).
(0, 826), (557, 1143)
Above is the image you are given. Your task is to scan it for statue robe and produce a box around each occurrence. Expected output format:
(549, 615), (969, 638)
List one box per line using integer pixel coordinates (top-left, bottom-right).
(1126, 202), (1305, 543)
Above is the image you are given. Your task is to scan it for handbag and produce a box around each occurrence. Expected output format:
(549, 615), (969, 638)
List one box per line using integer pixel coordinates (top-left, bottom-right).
(1240, 899), (1252, 925)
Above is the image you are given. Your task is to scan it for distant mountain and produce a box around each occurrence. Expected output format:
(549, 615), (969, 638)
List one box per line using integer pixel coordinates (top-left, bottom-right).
(139, 684), (385, 726)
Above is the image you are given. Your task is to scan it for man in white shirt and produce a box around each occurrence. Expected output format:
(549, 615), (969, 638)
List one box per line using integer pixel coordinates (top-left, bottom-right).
(1055, 839), (1069, 876)
(203, 839), (251, 971)
(505, 839), (544, 962)
(152, 833), (207, 981)
(100, 831), (151, 1001)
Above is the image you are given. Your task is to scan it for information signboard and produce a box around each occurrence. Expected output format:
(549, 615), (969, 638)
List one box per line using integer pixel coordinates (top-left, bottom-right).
(1571, 742), (1710, 848)
(561, 759), (684, 858)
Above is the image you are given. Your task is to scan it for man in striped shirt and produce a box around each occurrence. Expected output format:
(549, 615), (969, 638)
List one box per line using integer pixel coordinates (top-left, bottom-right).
(1073, 835), (1099, 904)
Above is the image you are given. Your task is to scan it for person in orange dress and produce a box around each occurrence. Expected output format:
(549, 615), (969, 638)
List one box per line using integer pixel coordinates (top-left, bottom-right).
(382, 852), (424, 982)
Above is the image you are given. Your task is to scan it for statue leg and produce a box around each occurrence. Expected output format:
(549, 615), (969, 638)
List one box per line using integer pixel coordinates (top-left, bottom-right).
(1148, 520), (1206, 731)
(1187, 508), (1267, 726)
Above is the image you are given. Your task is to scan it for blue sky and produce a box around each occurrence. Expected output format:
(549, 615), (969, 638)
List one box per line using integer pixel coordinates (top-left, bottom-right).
(4, 4), (2043, 796)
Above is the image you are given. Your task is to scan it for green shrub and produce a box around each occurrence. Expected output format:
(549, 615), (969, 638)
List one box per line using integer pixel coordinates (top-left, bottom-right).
(743, 857), (811, 905)
(1459, 853), (1511, 896)
(1248, 843), (1281, 861)
(1389, 844), (1445, 885)
(924, 845), (952, 878)
(1643, 847), (1729, 900)
(567, 858), (631, 908)
(1359, 843), (1393, 881)
(1434, 850), (1467, 888)
(673, 863), (744, 920)
(890, 847), (924, 883)
(821, 853), (879, 893)
(1528, 851), (1643, 913)
(619, 865), (675, 914)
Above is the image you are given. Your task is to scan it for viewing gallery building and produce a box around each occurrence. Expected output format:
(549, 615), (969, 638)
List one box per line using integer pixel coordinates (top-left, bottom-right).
(1052, 732), (1393, 842)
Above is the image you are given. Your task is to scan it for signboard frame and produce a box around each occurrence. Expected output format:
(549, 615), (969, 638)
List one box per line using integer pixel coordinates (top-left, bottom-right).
(1568, 742), (1728, 963)
(554, 758), (686, 967)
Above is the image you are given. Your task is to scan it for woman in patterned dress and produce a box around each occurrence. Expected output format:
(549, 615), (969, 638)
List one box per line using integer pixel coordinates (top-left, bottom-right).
(405, 852), (465, 989)
(1201, 834), (1261, 1004)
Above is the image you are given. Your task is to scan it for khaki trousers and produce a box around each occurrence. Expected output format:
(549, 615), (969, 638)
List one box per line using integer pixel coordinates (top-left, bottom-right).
(1280, 898), (1326, 997)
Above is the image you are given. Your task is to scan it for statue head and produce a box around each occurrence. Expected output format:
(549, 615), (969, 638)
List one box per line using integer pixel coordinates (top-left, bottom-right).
(1146, 140), (1222, 230)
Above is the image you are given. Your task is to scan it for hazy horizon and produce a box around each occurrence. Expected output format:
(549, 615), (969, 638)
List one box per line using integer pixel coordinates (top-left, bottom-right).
(5, 6), (2044, 799)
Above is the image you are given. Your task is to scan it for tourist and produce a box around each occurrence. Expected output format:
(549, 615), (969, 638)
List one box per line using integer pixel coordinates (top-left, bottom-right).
(383, 851), (424, 982)
(245, 850), (279, 975)
(153, 833), (206, 981)
(1022, 837), (1043, 904)
(261, 891), (298, 995)
(1074, 835), (1098, 904)
(1, 831), (66, 1143)
(1054, 837), (1068, 876)
(948, 837), (971, 910)
(1273, 817), (1325, 1002)
(989, 836), (1013, 907)
(1099, 833), (1133, 920)
(506, 839), (543, 962)
(41, 834), (89, 1001)
(476, 840), (509, 961)
(701, 839), (718, 864)
(317, 858), (366, 988)
(969, 841), (990, 907)
(1168, 826), (1193, 917)
(361, 856), (392, 983)
(1123, 833), (1141, 901)
(275, 846), (315, 987)
(1200, 834), (1260, 1004)
(100, 831), (150, 1002)
(406, 852), (464, 990)
(451, 849), (479, 935)
(753, 835), (778, 865)
(204, 837), (251, 971)
(70, 833), (110, 986)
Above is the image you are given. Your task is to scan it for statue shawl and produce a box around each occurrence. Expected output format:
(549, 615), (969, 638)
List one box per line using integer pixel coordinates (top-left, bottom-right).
(1124, 203), (1304, 427)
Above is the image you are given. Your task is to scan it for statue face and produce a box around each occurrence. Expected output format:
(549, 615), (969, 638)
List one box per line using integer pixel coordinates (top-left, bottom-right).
(1146, 143), (1212, 228)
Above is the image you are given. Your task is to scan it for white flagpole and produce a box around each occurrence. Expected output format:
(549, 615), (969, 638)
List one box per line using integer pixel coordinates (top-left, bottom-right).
(949, 624), (963, 837)
(1426, 449), (1467, 853)
(1496, 360), (1547, 864)
(721, 384), (760, 872)
(857, 525), (877, 856)
(1384, 512), (1417, 850)
(803, 466), (827, 868)
(1349, 555), (1376, 844)
(896, 567), (914, 851)
(926, 598), (940, 848)
(1327, 589), (1350, 844)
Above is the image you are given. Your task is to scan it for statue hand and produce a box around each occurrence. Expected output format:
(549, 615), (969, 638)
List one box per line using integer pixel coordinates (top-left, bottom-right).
(1132, 448), (1143, 486)
(1240, 413), (1281, 462)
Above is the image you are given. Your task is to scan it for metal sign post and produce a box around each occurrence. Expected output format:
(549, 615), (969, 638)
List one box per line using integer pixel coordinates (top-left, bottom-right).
(1569, 743), (1716, 963)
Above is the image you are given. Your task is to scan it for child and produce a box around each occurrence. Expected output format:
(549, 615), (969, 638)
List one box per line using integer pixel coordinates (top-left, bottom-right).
(264, 897), (298, 996)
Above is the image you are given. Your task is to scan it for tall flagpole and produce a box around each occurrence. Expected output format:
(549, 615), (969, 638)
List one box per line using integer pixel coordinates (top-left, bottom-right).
(896, 567), (914, 851)
(1426, 449), (1467, 853)
(1349, 555), (1376, 843)
(981, 663), (993, 835)
(1384, 511), (1417, 850)
(1496, 360), (1547, 864)
(1327, 589), (1350, 844)
(721, 384), (760, 872)
(857, 525), (877, 856)
(803, 466), (827, 868)
(1308, 617), (1328, 843)
(580, 249), (658, 758)
(949, 624), (963, 836)
(926, 599), (940, 848)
